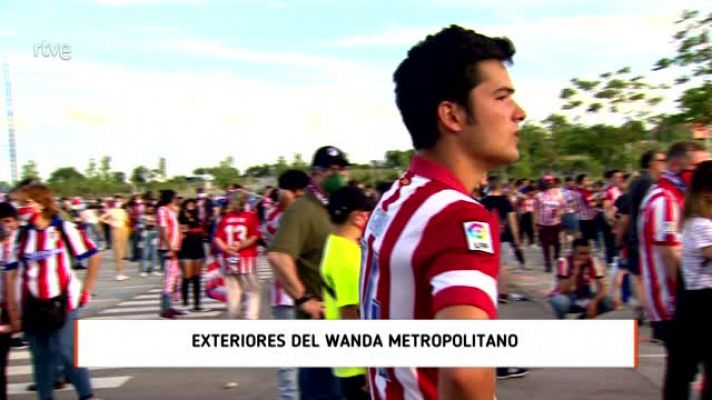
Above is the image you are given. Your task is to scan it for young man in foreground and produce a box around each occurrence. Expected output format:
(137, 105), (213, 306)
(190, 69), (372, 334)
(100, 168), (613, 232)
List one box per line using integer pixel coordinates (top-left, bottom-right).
(360, 25), (526, 400)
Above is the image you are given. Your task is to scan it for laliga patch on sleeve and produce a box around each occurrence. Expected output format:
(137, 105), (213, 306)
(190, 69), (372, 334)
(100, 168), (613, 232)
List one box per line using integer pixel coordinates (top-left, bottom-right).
(463, 221), (494, 254)
(664, 221), (677, 234)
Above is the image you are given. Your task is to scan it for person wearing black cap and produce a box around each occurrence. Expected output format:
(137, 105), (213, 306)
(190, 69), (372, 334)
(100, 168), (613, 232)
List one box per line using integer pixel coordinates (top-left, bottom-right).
(267, 145), (349, 400)
(320, 186), (374, 400)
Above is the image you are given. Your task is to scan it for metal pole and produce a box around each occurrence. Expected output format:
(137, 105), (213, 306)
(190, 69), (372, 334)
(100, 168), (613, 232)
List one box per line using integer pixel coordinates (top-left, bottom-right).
(3, 62), (18, 184)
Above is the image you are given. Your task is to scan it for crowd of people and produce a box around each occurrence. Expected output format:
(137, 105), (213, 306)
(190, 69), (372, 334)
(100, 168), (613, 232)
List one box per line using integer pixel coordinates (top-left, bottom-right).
(0, 24), (709, 400)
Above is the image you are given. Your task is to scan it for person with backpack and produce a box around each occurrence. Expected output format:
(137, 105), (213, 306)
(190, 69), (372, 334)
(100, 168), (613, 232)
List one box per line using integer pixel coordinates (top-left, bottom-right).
(5, 184), (101, 400)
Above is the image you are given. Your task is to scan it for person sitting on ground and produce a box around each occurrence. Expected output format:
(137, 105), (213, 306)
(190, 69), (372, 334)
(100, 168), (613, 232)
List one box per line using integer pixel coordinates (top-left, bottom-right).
(550, 238), (614, 319)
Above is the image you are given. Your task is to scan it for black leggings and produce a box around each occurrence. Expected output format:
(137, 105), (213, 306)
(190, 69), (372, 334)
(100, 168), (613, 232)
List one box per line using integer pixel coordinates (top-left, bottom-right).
(519, 213), (534, 246)
(663, 289), (712, 400)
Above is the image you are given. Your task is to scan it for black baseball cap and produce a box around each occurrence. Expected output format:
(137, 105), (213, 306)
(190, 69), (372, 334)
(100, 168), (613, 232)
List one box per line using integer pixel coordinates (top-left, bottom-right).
(327, 186), (375, 223)
(312, 146), (349, 169)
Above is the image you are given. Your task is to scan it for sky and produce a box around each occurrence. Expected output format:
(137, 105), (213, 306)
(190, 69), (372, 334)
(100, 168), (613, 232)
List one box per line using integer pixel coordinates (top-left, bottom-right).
(0, 0), (707, 182)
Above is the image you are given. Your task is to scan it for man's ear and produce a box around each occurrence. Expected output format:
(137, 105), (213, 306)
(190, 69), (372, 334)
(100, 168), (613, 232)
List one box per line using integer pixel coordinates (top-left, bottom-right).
(436, 101), (467, 134)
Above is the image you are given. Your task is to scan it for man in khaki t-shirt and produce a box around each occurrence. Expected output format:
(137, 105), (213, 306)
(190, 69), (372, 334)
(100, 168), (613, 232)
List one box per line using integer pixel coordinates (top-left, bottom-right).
(267, 145), (349, 400)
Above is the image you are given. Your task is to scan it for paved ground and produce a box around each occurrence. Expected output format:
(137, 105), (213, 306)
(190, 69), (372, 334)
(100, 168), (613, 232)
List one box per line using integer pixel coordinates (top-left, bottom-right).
(7, 245), (698, 399)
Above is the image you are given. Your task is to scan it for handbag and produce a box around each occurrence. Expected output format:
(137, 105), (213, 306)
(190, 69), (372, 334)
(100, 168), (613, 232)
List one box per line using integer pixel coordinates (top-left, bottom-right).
(224, 253), (242, 275)
(22, 289), (68, 333)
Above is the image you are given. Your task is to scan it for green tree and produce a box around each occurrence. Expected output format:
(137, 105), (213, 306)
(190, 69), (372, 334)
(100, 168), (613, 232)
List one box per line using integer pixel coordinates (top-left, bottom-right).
(99, 156), (112, 181)
(207, 157), (241, 189)
(274, 156), (289, 177)
(291, 153), (308, 170)
(85, 158), (98, 179)
(48, 167), (84, 183)
(130, 166), (150, 187)
(20, 161), (40, 181)
(654, 10), (712, 124)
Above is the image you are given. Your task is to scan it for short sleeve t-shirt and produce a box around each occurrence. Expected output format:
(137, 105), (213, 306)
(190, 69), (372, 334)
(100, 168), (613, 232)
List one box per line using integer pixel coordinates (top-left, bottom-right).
(481, 195), (514, 242)
(270, 190), (333, 318)
(681, 217), (712, 290)
(320, 234), (365, 378)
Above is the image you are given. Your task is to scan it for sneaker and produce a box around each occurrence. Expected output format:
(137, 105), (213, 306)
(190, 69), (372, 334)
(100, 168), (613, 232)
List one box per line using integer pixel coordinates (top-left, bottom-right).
(193, 306), (210, 312)
(115, 274), (129, 281)
(9, 337), (28, 350)
(160, 309), (180, 319)
(508, 293), (530, 302)
(497, 368), (530, 380)
(498, 294), (510, 304)
(139, 272), (148, 278)
(174, 308), (189, 315)
(152, 271), (163, 276)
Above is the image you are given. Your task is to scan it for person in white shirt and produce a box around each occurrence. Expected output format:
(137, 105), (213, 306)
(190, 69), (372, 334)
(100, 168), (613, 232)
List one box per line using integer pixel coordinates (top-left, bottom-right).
(675, 159), (712, 400)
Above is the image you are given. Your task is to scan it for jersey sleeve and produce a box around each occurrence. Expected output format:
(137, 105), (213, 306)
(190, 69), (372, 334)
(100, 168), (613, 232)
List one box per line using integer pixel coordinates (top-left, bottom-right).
(416, 202), (500, 319)
(2, 235), (19, 271)
(589, 258), (605, 279)
(652, 195), (681, 245)
(157, 208), (167, 229)
(556, 257), (570, 279)
(62, 220), (98, 260)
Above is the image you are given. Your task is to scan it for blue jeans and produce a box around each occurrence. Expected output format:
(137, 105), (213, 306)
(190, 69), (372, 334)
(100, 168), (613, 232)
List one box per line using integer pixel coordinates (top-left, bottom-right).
(550, 293), (614, 319)
(299, 367), (341, 400)
(25, 309), (93, 400)
(140, 230), (158, 273)
(273, 306), (298, 400)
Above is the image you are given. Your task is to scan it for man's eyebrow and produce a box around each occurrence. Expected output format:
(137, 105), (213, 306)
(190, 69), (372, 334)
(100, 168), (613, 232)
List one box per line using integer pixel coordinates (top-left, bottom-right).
(494, 87), (515, 95)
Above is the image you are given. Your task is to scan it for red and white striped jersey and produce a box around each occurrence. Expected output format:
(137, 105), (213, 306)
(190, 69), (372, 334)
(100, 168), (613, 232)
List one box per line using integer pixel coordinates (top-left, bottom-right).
(534, 190), (566, 226)
(157, 206), (180, 251)
(261, 205), (283, 248)
(576, 188), (598, 220)
(5, 216), (97, 312)
(518, 197), (536, 214)
(215, 211), (261, 274)
(261, 205), (295, 307)
(359, 156), (500, 400)
(638, 177), (684, 322)
(562, 188), (581, 214)
(603, 185), (623, 204)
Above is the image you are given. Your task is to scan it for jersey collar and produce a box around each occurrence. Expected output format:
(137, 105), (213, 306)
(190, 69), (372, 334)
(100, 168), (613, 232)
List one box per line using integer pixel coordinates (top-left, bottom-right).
(409, 155), (469, 196)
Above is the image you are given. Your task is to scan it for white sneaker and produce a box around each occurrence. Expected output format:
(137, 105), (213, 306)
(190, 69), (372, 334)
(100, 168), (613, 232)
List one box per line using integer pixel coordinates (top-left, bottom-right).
(152, 271), (163, 276)
(115, 274), (129, 281)
(139, 272), (148, 278)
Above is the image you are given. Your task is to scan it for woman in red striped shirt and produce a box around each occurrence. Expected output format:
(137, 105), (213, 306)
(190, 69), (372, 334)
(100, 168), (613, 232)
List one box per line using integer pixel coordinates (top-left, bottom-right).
(5, 184), (100, 400)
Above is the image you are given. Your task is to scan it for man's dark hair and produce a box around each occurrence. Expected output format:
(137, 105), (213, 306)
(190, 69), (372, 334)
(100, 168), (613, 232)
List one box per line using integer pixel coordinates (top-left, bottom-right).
(157, 190), (176, 208)
(575, 173), (587, 185)
(278, 169), (310, 192)
(572, 238), (590, 250)
(603, 170), (621, 180)
(667, 140), (707, 162)
(640, 149), (662, 170)
(0, 202), (18, 220)
(564, 176), (573, 183)
(394, 25), (516, 150)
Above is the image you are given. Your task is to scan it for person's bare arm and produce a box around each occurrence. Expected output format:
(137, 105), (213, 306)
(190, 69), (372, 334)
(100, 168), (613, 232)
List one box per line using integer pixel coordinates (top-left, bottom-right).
(339, 305), (359, 320)
(615, 214), (630, 248)
(436, 305), (495, 400)
(658, 245), (681, 285)
(267, 251), (323, 319)
(5, 269), (20, 332)
(507, 211), (520, 246)
(702, 246), (712, 260)
(81, 253), (101, 296)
